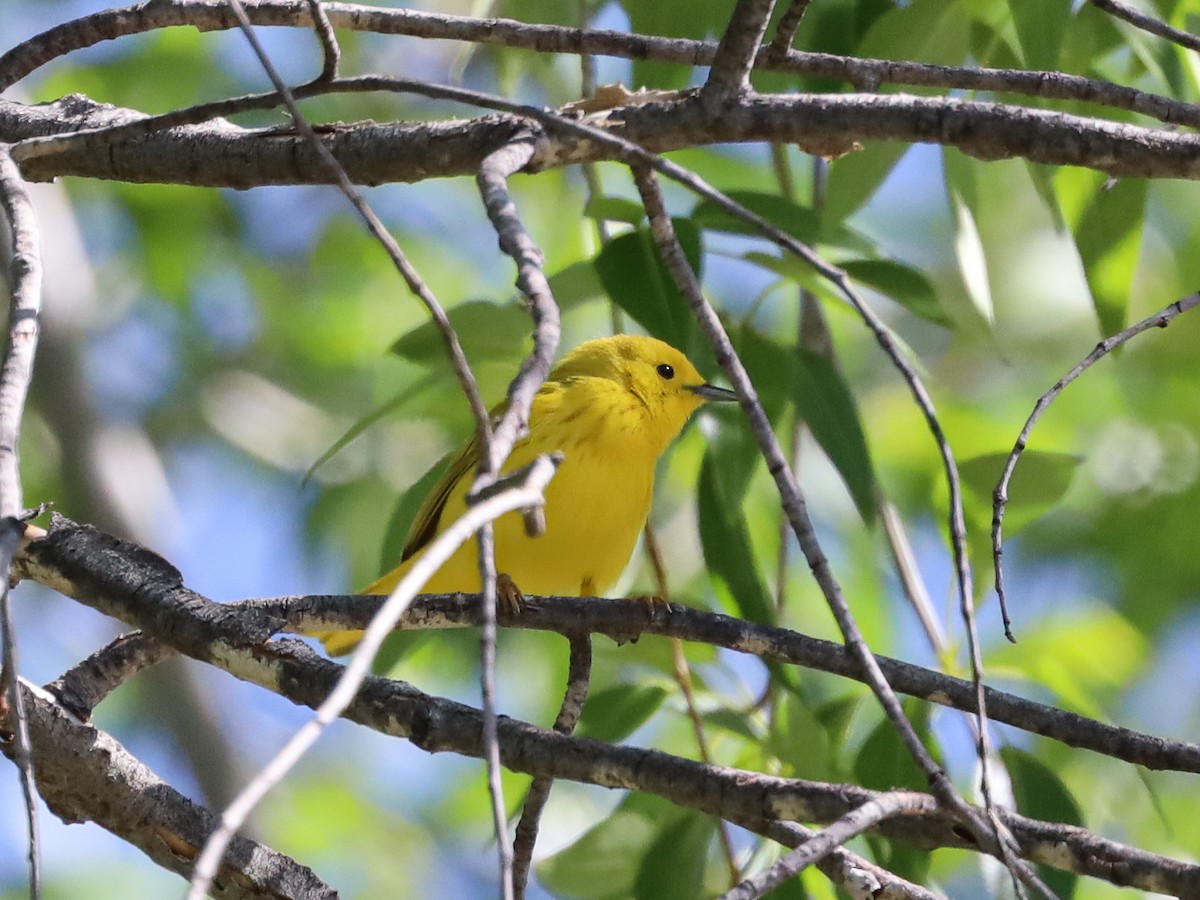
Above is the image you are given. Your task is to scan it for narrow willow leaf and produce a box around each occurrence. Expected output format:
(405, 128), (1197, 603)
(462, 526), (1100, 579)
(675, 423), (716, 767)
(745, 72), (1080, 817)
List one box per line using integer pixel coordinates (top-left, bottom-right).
(791, 348), (878, 523)
(1055, 168), (1147, 334)
(389, 300), (530, 364)
(698, 450), (776, 625)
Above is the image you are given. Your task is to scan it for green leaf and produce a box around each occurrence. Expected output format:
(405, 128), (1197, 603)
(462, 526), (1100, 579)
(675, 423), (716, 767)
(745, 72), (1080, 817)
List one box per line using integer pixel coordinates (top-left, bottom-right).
(584, 195), (646, 225)
(769, 691), (834, 782)
(389, 300), (531, 365)
(825, 143), (909, 225)
(538, 794), (709, 900)
(840, 259), (948, 327)
(633, 810), (716, 900)
(791, 348), (878, 523)
(691, 190), (873, 255)
(593, 222), (702, 357)
(537, 796), (662, 899)
(1000, 746), (1083, 898)
(698, 450), (776, 625)
(854, 700), (942, 794)
(578, 683), (670, 742)
(1012, 0), (1073, 69)
(1054, 168), (1148, 334)
(959, 450), (1081, 536)
(548, 258), (607, 309)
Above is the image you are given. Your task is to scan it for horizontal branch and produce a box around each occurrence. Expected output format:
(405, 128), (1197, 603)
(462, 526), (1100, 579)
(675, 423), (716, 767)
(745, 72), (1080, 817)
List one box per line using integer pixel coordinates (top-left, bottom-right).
(0, 680), (334, 899)
(12, 516), (1200, 895)
(272, 592), (1200, 776)
(4, 87), (1200, 191)
(1, 0), (1194, 127)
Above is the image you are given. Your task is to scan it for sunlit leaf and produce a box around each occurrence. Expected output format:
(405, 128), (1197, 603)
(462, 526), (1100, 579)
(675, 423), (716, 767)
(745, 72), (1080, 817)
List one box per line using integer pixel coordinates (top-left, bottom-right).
(1055, 168), (1147, 334)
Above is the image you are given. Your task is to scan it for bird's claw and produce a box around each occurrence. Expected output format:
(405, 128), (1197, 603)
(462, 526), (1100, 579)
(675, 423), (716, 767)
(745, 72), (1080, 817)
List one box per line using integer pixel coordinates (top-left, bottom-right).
(497, 572), (525, 618)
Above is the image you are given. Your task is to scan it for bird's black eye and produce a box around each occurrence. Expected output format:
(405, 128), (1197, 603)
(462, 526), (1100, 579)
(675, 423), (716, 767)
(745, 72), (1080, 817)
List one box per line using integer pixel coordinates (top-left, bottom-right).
(656, 363), (675, 380)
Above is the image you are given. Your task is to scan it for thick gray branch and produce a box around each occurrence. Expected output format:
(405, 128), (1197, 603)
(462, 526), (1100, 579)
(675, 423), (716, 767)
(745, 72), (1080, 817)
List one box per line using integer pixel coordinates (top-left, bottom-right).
(5, 91), (1200, 190)
(1, 681), (335, 899)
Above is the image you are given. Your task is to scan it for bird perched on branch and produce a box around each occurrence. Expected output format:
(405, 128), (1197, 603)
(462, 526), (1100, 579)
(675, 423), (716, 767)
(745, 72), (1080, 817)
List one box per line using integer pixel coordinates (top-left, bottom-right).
(321, 334), (736, 655)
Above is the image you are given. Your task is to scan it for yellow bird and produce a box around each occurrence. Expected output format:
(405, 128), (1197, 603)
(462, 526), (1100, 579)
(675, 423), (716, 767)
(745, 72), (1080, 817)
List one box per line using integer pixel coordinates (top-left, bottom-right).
(321, 334), (736, 655)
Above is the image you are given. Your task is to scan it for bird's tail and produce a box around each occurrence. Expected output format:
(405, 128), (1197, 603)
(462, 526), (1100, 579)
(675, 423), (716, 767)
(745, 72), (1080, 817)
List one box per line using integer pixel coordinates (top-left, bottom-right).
(314, 563), (408, 656)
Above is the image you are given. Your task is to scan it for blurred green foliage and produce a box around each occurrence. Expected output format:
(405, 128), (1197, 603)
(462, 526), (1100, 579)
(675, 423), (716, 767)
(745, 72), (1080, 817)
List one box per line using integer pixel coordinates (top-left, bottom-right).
(5, 0), (1200, 897)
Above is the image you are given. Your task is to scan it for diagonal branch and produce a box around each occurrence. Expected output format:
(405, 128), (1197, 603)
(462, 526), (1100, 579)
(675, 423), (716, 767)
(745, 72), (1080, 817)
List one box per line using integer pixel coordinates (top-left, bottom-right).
(1087, 0), (1200, 54)
(723, 792), (936, 899)
(628, 165), (1047, 897)
(701, 0), (777, 106)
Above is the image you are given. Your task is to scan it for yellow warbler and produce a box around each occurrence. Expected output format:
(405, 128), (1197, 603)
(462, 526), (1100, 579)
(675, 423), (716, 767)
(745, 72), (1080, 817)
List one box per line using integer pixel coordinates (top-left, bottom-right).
(321, 334), (736, 655)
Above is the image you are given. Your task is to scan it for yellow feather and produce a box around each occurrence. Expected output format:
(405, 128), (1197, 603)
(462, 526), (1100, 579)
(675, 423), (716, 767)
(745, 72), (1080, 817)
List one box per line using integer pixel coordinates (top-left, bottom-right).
(320, 334), (734, 655)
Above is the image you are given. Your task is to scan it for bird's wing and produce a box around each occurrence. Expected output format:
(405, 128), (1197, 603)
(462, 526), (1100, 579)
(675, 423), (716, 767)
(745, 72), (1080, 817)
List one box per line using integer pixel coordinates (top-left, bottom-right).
(400, 430), (483, 562)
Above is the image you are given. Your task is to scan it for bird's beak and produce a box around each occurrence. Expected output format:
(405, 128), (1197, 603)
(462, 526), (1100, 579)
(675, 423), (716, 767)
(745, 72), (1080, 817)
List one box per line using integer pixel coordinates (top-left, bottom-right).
(687, 383), (738, 402)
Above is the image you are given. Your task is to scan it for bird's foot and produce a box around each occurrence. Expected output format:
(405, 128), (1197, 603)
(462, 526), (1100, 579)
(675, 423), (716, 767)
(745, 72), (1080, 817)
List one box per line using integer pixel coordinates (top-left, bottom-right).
(497, 572), (525, 618)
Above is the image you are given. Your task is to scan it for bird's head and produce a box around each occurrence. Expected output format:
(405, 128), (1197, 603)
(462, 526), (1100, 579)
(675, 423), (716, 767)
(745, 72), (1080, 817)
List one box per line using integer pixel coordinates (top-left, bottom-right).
(553, 335), (737, 450)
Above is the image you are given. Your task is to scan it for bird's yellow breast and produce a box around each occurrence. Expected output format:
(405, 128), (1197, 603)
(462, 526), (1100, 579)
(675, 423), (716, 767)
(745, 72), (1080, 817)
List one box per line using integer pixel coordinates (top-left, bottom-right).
(370, 377), (660, 598)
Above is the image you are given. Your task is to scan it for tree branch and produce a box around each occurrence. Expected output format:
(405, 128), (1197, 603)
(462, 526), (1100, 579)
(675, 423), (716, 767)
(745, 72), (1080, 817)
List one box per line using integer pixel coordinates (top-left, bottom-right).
(1, 679), (336, 899)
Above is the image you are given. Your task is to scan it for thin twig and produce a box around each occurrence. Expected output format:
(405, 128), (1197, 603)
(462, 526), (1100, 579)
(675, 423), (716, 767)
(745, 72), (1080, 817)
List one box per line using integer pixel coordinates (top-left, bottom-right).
(0, 142), (43, 900)
(302, 0), (339, 82)
(185, 455), (559, 900)
(992, 290), (1200, 639)
(723, 792), (936, 899)
(511, 633), (591, 899)
(701, 0), (777, 107)
(765, 0), (813, 59)
(1088, 0), (1200, 54)
(45, 631), (173, 720)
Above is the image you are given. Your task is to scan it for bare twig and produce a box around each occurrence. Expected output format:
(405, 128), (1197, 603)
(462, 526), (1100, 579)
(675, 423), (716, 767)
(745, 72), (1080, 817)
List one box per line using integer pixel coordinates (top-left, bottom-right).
(992, 290), (1200, 638)
(765, 0), (813, 59)
(702, 0), (777, 106)
(511, 633), (591, 899)
(474, 135), (563, 899)
(723, 792), (936, 899)
(186, 455), (559, 900)
(0, 142), (43, 900)
(302, 0), (339, 82)
(45, 631), (173, 720)
(1088, 0), (1200, 54)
